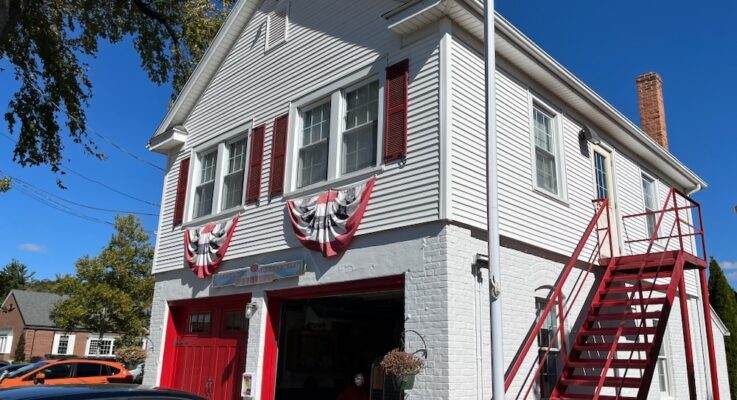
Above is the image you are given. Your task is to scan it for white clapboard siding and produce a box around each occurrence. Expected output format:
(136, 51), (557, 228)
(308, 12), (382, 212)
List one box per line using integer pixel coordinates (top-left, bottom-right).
(451, 37), (593, 257)
(153, 0), (441, 273)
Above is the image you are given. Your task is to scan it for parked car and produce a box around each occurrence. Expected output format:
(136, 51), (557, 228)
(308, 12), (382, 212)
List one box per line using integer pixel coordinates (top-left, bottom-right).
(0, 384), (207, 399)
(0, 363), (7, 369)
(0, 364), (28, 383)
(0, 362), (48, 384)
(0, 359), (131, 388)
(128, 363), (144, 384)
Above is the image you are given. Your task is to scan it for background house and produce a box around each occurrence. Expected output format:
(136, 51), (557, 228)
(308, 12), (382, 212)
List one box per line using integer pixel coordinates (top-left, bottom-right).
(0, 290), (119, 362)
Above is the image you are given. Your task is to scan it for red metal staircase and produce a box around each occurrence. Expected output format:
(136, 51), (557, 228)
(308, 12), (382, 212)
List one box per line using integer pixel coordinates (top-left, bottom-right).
(504, 189), (721, 400)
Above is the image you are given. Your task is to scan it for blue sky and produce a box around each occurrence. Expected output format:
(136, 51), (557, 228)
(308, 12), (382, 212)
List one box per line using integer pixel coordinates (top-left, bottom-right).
(0, 1), (735, 284)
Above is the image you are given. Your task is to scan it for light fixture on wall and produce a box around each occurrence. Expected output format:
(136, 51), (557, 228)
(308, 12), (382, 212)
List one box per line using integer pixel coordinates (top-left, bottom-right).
(244, 302), (259, 320)
(579, 126), (601, 145)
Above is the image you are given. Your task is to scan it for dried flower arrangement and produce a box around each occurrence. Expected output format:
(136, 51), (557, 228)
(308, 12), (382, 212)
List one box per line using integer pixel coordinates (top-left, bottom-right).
(380, 348), (425, 376)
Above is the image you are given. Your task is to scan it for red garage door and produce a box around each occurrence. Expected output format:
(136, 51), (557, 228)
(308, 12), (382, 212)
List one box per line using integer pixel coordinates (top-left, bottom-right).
(164, 295), (249, 400)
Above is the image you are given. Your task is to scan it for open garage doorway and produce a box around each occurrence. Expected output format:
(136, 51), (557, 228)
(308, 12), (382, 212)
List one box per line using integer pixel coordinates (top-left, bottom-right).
(267, 277), (405, 400)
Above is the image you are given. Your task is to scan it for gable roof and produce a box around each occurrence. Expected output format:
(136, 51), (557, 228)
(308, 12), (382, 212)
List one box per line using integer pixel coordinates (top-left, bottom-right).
(147, 0), (705, 192)
(10, 290), (67, 328)
(148, 0), (261, 146)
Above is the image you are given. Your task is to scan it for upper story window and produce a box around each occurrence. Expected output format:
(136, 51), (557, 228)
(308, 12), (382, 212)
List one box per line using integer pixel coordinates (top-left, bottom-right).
(531, 102), (564, 198)
(292, 78), (382, 191)
(298, 102), (331, 187)
(642, 174), (658, 236)
(343, 81), (379, 174)
(188, 128), (251, 221)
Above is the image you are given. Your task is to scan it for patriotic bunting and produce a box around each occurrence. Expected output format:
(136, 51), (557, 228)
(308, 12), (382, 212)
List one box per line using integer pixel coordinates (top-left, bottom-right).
(185, 215), (239, 278)
(287, 176), (376, 258)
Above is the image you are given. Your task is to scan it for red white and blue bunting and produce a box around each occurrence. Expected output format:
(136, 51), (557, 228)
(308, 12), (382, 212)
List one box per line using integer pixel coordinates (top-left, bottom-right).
(287, 176), (376, 258)
(185, 215), (239, 278)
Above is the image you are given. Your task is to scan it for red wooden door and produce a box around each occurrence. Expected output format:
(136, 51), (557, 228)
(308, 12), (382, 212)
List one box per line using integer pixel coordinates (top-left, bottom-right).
(169, 299), (249, 400)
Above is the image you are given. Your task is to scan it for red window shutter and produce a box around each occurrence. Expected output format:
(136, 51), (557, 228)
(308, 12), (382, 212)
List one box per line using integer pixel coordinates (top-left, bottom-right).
(269, 114), (289, 197)
(173, 158), (190, 226)
(384, 59), (409, 163)
(246, 125), (265, 204)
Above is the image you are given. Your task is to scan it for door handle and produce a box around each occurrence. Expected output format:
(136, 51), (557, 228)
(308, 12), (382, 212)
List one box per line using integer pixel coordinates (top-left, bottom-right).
(205, 378), (214, 398)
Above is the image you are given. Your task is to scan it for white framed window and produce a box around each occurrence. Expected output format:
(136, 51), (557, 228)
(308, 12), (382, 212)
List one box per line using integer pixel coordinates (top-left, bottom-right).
(536, 298), (560, 400)
(529, 99), (566, 199)
(0, 332), (11, 354)
(52, 333), (76, 356)
(265, 0), (289, 51)
(642, 174), (659, 237)
(186, 123), (252, 222)
(86, 336), (117, 357)
(288, 73), (384, 193)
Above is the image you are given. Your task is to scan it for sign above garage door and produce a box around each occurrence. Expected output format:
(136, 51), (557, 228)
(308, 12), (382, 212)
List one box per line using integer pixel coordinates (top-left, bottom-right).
(213, 260), (305, 288)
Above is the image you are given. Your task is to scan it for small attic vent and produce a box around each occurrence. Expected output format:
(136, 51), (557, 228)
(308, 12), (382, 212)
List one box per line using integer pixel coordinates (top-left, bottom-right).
(266, 1), (289, 50)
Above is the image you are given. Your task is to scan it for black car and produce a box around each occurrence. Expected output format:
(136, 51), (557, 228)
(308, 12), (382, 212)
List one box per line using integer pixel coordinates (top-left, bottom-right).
(0, 363), (7, 369)
(0, 385), (207, 400)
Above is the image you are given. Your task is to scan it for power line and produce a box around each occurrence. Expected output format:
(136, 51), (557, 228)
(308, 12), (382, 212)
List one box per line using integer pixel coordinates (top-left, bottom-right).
(2, 173), (157, 235)
(1, 171), (158, 217)
(0, 132), (161, 208)
(62, 166), (161, 208)
(90, 130), (164, 172)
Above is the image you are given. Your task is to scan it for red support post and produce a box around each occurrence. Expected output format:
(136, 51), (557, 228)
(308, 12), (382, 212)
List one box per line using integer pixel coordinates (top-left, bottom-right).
(678, 277), (697, 399)
(700, 269), (721, 400)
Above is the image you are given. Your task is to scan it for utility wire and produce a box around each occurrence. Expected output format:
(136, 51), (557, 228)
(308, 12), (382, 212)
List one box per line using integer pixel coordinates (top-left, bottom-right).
(0, 170), (158, 217)
(2, 172), (157, 235)
(62, 166), (161, 208)
(0, 132), (161, 208)
(90, 130), (164, 172)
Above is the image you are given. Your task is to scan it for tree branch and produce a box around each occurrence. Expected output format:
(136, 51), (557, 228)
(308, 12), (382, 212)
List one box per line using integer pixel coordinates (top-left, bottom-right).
(0, 0), (21, 50)
(131, 0), (180, 44)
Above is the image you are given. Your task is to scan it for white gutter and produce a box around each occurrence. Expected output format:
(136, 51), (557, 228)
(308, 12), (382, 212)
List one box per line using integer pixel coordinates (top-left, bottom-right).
(484, 1), (505, 398)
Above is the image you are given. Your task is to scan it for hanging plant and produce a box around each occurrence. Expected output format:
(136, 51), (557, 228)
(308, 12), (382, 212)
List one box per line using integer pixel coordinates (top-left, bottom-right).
(380, 348), (425, 390)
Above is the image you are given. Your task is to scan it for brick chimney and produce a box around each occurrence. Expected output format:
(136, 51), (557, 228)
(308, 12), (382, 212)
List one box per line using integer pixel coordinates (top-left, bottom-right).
(636, 72), (669, 149)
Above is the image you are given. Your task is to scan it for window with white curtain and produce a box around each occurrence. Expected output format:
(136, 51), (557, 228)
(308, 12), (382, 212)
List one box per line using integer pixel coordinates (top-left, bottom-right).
(532, 105), (563, 197)
(0, 335), (8, 354)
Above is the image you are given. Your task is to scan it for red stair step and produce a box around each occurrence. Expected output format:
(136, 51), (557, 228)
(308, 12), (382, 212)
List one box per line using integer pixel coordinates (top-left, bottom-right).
(567, 359), (649, 369)
(611, 258), (677, 271)
(573, 342), (651, 352)
(595, 297), (666, 308)
(580, 326), (657, 336)
(559, 375), (642, 388)
(587, 311), (662, 322)
(607, 271), (673, 282)
(556, 394), (637, 400)
(602, 283), (669, 294)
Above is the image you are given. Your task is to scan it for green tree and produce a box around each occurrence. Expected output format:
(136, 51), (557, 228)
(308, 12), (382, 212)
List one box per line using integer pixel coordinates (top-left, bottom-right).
(0, 1), (233, 176)
(51, 215), (154, 341)
(0, 259), (34, 300)
(24, 278), (67, 295)
(13, 334), (25, 362)
(708, 258), (737, 399)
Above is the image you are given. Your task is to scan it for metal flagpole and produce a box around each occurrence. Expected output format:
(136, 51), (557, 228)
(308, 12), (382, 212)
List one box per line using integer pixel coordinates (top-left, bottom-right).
(484, 1), (505, 399)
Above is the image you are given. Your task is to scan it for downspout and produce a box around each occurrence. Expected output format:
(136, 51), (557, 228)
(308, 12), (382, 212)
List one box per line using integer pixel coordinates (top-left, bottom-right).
(484, 3), (505, 399)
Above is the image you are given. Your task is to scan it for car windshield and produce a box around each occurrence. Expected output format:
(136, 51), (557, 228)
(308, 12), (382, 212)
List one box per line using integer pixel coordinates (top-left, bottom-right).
(7, 361), (50, 378)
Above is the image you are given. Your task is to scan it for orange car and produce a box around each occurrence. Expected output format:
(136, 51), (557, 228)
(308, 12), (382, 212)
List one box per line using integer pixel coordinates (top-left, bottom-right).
(0, 359), (132, 388)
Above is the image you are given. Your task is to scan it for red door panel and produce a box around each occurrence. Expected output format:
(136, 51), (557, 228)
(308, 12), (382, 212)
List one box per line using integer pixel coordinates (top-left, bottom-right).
(167, 297), (248, 400)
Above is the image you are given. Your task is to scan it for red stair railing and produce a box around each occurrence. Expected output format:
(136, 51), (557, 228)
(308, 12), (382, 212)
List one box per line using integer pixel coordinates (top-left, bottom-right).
(504, 198), (613, 397)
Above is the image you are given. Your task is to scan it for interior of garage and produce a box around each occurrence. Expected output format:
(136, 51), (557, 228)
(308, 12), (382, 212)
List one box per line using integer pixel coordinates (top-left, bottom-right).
(274, 291), (404, 400)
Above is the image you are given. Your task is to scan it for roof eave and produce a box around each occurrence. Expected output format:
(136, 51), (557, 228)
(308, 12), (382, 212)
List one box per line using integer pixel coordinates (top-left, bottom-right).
(387, 0), (706, 192)
(148, 0), (260, 144)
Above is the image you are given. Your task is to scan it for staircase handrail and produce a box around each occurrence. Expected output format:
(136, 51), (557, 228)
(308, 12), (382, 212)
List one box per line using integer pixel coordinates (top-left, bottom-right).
(504, 198), (611, 392)
(602, 187), (687, 398)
